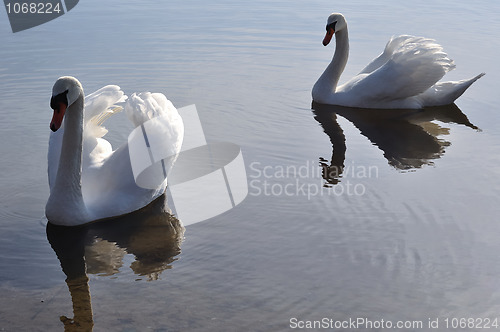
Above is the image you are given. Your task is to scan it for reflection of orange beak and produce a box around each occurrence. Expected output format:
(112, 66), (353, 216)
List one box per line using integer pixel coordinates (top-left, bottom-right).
(323, 28), (334, 46)
(50, 103), (67, 132)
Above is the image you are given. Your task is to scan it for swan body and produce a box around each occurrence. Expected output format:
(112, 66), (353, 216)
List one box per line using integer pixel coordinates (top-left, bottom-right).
(46, 76), (184, 226)
(312, 13), (484, 109)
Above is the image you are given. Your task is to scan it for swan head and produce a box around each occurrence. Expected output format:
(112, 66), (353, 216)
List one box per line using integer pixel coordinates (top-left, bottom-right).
(323, 13), (347, 46)
(50, 76), (83, 132)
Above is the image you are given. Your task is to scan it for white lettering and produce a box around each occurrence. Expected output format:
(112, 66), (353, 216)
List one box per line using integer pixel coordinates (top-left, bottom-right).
(248, 161), (261, 178)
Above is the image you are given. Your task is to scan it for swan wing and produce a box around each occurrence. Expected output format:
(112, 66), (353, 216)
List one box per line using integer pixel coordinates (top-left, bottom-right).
(81, 85), (128, 170)
(84, 85), (127, 123)
(125, 92), (178, 127)
(359, 35), (419, 74)
(340, 36), (455, 107)
(82, 92), (184, 220)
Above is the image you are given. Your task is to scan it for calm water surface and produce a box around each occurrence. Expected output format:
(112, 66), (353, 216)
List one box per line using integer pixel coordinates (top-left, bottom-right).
(1, 0), (500, 330)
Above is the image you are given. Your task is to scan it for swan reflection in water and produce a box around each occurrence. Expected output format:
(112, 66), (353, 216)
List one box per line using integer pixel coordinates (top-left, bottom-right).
(46, 194), (184, 331)
(311, 102), (479, 185)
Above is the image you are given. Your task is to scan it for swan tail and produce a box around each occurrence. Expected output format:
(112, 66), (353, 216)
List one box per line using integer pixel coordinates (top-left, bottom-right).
(420, 73), (485, 107)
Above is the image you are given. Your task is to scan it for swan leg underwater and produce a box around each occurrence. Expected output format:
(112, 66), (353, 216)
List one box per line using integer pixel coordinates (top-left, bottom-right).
(46, 76), (184, 226)
(312, 13), (485, 109)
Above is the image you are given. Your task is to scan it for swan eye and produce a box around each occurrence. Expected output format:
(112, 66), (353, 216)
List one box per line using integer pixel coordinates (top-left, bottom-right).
(50, 89), (69, 110)
(326, 22), (337, 32)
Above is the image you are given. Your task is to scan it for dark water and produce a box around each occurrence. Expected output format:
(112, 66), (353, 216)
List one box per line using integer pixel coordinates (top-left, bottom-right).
(1, 0), (500, 330)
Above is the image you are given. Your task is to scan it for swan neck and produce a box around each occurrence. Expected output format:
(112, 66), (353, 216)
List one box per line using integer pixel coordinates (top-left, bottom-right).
(312, 27), (349, 102)
(57, 94), (84, 185)
(330, 28), (349, 90)
(46, 92), (90, 224)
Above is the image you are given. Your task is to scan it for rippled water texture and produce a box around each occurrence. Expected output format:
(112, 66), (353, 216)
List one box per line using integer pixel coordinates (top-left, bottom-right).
(1, 0), (499, 330)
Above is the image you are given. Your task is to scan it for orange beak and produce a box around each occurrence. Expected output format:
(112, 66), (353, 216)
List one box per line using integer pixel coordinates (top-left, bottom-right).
(323, 28), (334, 46)
(50, 103), (67, 132)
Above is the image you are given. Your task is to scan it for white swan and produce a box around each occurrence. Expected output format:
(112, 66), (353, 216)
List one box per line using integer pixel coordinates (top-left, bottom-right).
(46, 76), (184, 226)
(312, 13), (484, 109)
